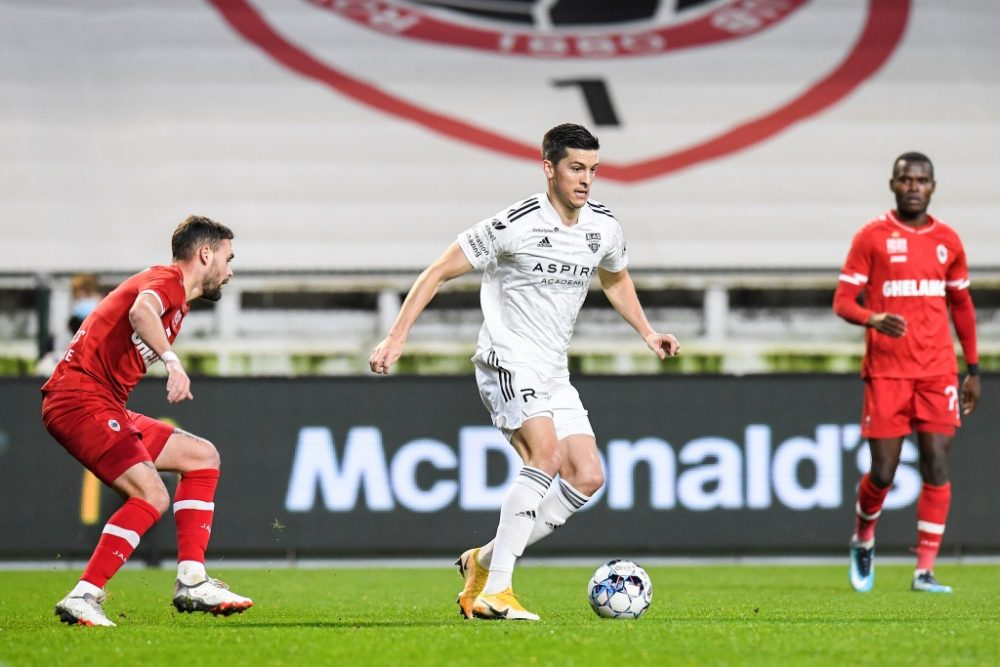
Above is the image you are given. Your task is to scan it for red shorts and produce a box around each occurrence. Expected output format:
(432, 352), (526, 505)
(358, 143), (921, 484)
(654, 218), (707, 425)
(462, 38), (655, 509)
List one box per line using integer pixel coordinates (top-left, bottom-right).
(42, 391), (175, 486)
(861, 375), (960, 438)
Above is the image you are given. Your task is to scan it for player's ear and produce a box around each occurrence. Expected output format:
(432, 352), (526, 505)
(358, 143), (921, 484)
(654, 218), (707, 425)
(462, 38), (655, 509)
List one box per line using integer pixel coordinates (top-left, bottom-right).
(543, 159), (555, 179)
(199, 244), (211, 265)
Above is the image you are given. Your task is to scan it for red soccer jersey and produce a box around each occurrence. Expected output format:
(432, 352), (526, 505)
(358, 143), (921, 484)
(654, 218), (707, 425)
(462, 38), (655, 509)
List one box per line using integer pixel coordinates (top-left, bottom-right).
(837, 210), (971, 378)
(42, 265), (189, 405)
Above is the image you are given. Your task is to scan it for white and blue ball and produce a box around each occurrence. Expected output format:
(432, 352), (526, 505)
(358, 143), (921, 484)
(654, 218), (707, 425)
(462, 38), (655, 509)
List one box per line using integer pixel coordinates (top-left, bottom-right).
(587, 559), (653, 619)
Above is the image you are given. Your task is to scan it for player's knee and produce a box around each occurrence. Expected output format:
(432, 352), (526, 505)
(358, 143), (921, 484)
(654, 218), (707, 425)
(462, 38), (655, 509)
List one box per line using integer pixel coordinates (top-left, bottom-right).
(920, 460), (949, 485)
(183, 437), (220, 471)
(574, 468), (605, 497)
(140, 484), (171, 515)
(868, 462), (898, 488)
(199, 439), (221, 470)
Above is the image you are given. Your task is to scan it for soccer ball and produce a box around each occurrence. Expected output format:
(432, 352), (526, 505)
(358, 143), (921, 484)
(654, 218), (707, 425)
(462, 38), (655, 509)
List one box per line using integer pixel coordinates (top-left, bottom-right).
(587, 559), (653, 619)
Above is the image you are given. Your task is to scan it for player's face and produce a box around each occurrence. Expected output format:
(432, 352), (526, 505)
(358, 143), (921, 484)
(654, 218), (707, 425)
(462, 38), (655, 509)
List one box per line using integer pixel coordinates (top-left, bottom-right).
(890, 160), (935, 218)
(201, 239), (234, 302)
(545, 148), (599, 212)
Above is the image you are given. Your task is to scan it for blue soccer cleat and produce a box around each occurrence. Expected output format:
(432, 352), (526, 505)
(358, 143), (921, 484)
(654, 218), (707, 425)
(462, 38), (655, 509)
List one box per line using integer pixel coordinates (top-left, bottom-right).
(849, 538), (875, 592)
(911, 571), (952, 593)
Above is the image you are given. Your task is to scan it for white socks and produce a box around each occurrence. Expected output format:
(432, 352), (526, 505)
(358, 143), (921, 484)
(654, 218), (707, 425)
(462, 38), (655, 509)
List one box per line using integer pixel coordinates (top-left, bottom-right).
(177, 560), (207, 586)
(70, 580), (104, 598)
(481, 466), (553, 595)
(480, 474), (592, 594)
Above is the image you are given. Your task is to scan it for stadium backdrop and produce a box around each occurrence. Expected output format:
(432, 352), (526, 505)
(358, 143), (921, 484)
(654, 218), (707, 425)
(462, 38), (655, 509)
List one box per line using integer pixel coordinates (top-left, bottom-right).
(1, 374), (995, 560)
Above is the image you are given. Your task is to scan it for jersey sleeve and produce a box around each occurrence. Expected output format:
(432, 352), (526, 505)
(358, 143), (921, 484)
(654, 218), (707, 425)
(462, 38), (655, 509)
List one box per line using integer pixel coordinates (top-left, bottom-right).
(945, 234), (971, 292)
(598, 220), (628, 273)
(135, 268), (184, 315)
(833, 227), (874, 325)
(945, 234), (978, 365)
(838, 227), (872, 288)
(457, 212), (516, 270)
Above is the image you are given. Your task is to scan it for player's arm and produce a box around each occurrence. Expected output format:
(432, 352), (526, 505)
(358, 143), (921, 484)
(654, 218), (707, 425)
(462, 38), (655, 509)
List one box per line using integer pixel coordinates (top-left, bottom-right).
(369, 242), (474, 374)
(128, 292), (192, 403)
(598, 267), (679, 359)
(833, 277), (906, 337)
(948, 286), (980, 415)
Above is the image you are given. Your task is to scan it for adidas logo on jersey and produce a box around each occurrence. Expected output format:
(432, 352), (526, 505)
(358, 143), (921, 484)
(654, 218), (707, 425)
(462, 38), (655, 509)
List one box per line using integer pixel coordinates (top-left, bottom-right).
(536, 237), (552, 248)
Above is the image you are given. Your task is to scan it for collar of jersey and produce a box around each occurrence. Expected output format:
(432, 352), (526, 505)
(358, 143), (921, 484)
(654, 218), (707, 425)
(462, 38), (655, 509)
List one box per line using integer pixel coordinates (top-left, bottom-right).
(887, 209), (937, 234)
(539, 192), (589, 229)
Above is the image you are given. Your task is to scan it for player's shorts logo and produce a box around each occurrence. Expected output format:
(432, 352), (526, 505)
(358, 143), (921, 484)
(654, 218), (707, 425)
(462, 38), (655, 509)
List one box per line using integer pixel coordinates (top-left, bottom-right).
(210, 0), (909, 182)
(107, 419), (121, 432)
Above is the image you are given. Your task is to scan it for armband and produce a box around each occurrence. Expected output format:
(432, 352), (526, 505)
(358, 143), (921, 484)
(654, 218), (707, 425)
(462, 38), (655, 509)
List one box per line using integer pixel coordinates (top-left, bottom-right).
(966, 363), (979, 377)
(161, 351), (180, 364)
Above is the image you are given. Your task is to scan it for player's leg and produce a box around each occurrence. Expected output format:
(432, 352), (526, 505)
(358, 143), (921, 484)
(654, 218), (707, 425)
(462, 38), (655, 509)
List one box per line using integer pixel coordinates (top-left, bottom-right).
(909, 375), (960, 592)
(850, 378), (909, 592)
(44, 397), (165, 626)
(478, 435), (602, 569)
(471, 416), (558, 620)
(150, 422), (253, 615)
(476, 379), (602, 569)
(850, 437), (901, 592)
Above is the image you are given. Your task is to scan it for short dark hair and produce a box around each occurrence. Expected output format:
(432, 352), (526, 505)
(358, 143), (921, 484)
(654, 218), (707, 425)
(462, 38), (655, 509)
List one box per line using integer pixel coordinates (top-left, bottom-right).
(893, 151), (934, 179)
(542, 123), (600, 165)
(172, 215), (234, 261)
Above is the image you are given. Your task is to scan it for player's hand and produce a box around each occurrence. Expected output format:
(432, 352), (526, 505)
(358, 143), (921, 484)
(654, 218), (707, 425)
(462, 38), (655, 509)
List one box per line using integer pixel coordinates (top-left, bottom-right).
(961, 374), (980, 415)
(369, 336), (404, 375)
(644, 332), (680, 360)
(868, 312), (907, 337)
(164, 359), (194, 403)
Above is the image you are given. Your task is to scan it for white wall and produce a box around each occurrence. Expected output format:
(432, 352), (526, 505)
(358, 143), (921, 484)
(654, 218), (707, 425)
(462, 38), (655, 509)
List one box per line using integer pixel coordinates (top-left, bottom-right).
(2, 0), (998, 272)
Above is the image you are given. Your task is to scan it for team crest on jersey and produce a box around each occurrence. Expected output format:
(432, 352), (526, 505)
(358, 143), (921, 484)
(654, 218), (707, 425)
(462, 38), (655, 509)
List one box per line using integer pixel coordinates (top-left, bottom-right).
(586, 233), (602, 253)
(107, 419), (121, 432)
(491, 218), (506, 231)
(886, 238), (907, 254)
(937, 244), (948, 264)
(210, 0), (909, 183)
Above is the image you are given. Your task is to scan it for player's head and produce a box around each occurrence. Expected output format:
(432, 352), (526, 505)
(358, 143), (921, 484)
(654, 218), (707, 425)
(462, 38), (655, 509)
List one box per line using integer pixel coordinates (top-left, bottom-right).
(542, 124), (600, 212)
(172, 215), (235, 302)
(542, 123), (600, 166)
(890, 152), (935, 218)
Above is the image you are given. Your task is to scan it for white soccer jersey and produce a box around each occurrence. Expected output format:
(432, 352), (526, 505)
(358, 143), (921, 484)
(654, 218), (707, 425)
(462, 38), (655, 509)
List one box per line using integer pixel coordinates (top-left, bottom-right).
(457, 193), (628, 374)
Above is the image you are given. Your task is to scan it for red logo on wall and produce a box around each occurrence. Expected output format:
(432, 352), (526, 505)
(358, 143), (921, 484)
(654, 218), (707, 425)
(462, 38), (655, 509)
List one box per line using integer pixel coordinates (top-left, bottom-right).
(209, 0), (909, 183)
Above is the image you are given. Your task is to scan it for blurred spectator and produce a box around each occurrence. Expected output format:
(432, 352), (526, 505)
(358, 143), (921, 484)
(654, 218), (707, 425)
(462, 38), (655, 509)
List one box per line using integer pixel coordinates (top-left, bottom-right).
(68, 273), (103, 334)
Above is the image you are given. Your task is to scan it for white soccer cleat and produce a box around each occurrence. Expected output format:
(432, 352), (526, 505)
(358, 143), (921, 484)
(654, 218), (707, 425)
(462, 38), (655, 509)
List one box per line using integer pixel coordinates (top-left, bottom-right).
(55, 591), (116, 627)
(172, 577), (253, 616)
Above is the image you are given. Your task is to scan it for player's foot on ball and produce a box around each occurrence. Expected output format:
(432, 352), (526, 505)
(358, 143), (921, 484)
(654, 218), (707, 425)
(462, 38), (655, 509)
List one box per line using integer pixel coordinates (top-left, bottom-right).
(911, 570), (952, 593)
(849, 536), (875, 592)
(55, 591), (115, 627)
(472, 588), (539, 621)
(455, 547), (488, 619)
(173, 577), (253, 615)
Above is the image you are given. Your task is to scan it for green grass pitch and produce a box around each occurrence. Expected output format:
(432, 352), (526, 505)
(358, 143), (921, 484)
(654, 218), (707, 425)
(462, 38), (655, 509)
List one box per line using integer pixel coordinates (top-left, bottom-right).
(2, 564), (999, 666)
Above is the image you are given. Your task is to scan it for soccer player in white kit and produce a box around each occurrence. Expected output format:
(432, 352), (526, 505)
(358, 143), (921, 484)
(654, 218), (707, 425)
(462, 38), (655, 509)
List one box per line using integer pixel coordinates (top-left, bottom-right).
(369, 124), (680, 620)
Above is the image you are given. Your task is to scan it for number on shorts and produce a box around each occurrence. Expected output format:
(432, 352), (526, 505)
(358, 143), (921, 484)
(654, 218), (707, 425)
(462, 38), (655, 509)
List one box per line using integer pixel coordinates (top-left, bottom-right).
(945, 385), (959, 415)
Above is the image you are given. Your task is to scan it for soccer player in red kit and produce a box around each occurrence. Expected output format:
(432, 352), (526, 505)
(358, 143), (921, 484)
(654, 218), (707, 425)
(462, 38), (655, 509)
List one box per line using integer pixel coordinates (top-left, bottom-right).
(42, 216), (253, 626)
(834, 153), (980, 593)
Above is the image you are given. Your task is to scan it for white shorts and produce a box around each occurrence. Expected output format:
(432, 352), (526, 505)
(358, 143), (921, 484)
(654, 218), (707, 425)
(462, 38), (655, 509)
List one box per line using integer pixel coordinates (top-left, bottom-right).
(474, 352), (594, 442)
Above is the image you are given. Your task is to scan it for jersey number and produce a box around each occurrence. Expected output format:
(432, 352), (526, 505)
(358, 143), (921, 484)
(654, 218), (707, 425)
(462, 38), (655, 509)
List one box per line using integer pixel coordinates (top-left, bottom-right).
(944, 385), (959, 415)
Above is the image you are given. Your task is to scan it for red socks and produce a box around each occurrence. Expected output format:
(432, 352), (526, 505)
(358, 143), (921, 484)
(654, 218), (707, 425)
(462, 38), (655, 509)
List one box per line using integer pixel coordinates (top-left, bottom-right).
(81, 497), (160, 588)
(173, 468), (219, 563)
(915, 482), (951, 571)
(854, 473), (890, 543)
